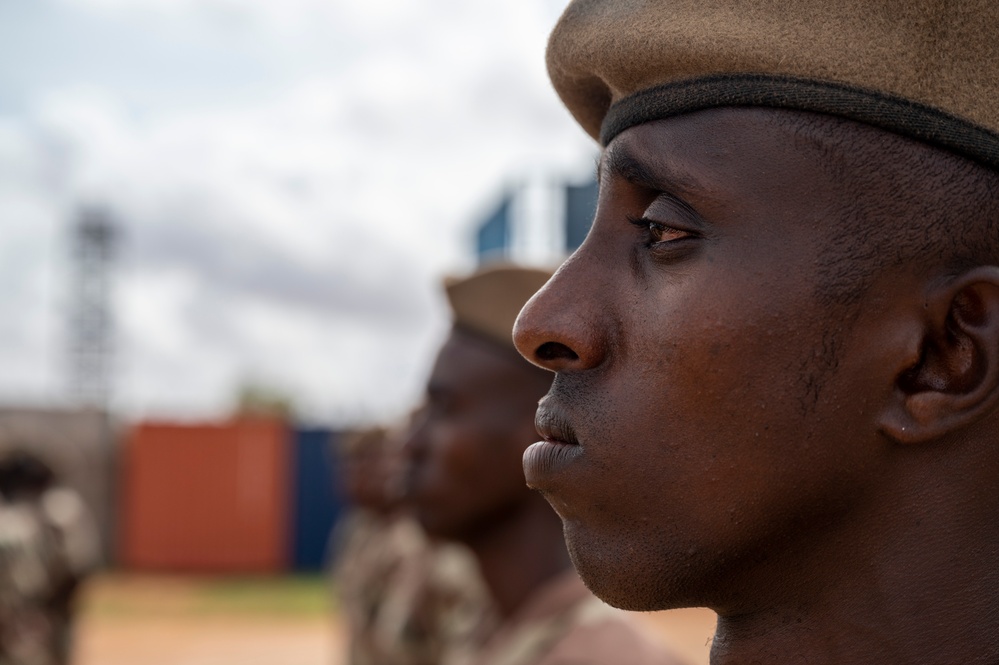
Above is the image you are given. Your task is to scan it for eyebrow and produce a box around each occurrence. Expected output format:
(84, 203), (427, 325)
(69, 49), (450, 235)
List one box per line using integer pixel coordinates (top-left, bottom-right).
(599, 146), (699, 195)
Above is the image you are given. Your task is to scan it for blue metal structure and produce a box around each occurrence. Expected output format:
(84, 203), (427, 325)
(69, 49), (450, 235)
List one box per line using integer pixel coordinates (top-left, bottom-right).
(476, 193), (512, 262)
(565, 179), (598, 252)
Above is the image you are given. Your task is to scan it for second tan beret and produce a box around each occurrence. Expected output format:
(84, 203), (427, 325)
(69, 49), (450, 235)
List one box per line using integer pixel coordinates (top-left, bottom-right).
(445, 264), (553, 351)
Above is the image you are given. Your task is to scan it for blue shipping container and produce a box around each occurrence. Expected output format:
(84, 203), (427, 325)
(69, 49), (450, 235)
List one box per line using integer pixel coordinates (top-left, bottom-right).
(290, 428), (345, 570)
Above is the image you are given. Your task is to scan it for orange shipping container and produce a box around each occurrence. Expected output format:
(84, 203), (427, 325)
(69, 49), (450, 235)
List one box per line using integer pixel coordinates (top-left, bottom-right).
(119, 418), (290, 573)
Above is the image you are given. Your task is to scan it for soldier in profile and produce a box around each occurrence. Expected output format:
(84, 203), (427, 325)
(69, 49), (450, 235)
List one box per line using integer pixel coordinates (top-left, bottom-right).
(512, 1), (999, 663)
(405, 264), (681, 665)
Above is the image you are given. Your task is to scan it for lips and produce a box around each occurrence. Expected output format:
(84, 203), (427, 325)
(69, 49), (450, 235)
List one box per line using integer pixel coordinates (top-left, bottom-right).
(535, 401), (581, 446)
(523, 399), (584, 489)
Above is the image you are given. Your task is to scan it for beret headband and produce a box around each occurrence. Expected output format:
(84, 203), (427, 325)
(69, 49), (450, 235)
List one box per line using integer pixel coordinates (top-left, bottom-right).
(546, 0), (999, 170)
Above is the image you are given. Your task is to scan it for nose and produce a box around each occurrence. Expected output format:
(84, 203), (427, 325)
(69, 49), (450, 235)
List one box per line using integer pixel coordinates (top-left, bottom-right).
(513, 253), (609, 373)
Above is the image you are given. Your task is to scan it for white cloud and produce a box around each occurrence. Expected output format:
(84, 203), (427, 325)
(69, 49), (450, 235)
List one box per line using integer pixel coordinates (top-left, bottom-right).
(0, 0), (594, 424)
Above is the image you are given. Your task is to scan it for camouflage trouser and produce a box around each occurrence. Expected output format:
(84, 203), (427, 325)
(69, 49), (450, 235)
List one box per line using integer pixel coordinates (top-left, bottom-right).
(0, 606), (58, 665)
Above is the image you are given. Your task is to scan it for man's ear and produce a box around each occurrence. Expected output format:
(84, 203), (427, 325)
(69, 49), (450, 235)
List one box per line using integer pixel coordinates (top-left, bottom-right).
(880, 266), (999, 444)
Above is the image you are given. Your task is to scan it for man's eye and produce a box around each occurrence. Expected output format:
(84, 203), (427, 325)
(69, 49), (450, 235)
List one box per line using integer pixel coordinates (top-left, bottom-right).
(647, 220), (690, 243)
(628, 216), (691, 245)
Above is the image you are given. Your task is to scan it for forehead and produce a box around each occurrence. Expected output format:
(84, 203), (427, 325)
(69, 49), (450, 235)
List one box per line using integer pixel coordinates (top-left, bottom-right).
(600, 107), (859, 202)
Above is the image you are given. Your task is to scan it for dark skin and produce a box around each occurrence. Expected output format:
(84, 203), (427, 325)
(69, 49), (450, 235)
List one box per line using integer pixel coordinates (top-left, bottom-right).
(339, 429), (404, 516)
(403, 327), (568, 617)
(513, 107), (999, 664)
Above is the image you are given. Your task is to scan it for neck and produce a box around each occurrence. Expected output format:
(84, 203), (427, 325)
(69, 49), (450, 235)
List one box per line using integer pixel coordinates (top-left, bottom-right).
(466, 496), (572, 618)
(709, 455), (999, 665)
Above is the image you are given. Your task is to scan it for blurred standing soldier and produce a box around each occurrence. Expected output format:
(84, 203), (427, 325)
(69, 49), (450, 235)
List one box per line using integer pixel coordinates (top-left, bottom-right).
(404, 264), (683, 665)
(0, 450), (100, 665)
(332, 425), (492, 665)
(0, 489), (55, 665)
(332, 426), (408, 663)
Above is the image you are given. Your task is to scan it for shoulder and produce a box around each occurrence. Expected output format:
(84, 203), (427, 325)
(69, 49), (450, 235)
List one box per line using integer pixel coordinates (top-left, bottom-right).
(40, 487), (88, 527)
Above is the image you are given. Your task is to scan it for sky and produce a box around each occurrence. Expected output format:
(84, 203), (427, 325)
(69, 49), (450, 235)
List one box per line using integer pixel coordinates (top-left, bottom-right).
(0, 0), (596, 425)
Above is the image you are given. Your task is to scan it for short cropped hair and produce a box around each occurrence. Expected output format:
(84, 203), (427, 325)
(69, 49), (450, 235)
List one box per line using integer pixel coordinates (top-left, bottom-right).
(761, 110), (999, 411)
(774, 110), (999, 309)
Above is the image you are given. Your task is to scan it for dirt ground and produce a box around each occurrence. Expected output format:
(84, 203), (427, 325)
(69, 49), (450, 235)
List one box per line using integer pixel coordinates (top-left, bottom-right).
(73, 574), (716, 665)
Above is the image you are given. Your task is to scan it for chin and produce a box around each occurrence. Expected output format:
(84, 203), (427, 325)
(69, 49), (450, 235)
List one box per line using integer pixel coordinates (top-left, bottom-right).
(563, 519), (702, 612)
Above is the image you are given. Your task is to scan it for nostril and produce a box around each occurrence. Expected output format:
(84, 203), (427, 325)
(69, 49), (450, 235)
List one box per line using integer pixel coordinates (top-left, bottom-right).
(535, 342), (578, 363)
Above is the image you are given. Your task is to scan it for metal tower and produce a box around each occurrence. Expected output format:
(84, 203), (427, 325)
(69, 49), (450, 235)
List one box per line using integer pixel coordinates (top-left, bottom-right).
(68, 207), (117, 408)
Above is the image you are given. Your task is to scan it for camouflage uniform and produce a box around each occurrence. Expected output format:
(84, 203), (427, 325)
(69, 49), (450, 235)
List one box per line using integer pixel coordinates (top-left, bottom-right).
(38, 487), (101, 664)
(444, 571), (684, 665)
(334, 511), (495, 665)
(0, 487), (99, 665)
(0, 498), (57, 665)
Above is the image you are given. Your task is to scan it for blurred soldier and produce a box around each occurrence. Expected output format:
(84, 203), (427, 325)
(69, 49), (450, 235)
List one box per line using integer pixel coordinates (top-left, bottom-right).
(0, 491), (55, 665)
(332, 425), (492, 665)
(404, 264), (683, 665)
(0, 450), (100, 665)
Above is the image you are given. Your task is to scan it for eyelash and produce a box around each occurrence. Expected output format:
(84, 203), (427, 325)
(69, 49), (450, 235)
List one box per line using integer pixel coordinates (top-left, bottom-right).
(626, 215), (692, 246)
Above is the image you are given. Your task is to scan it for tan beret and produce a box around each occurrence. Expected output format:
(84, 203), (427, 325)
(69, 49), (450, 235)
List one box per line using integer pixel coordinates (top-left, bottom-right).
(547, 0), (999, 169)
(445, 264), (553, 351)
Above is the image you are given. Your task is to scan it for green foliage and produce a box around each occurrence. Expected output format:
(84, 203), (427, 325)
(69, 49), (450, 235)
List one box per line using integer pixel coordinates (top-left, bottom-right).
(86, 574), (333, 618)
(233, 382), (296, 419)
